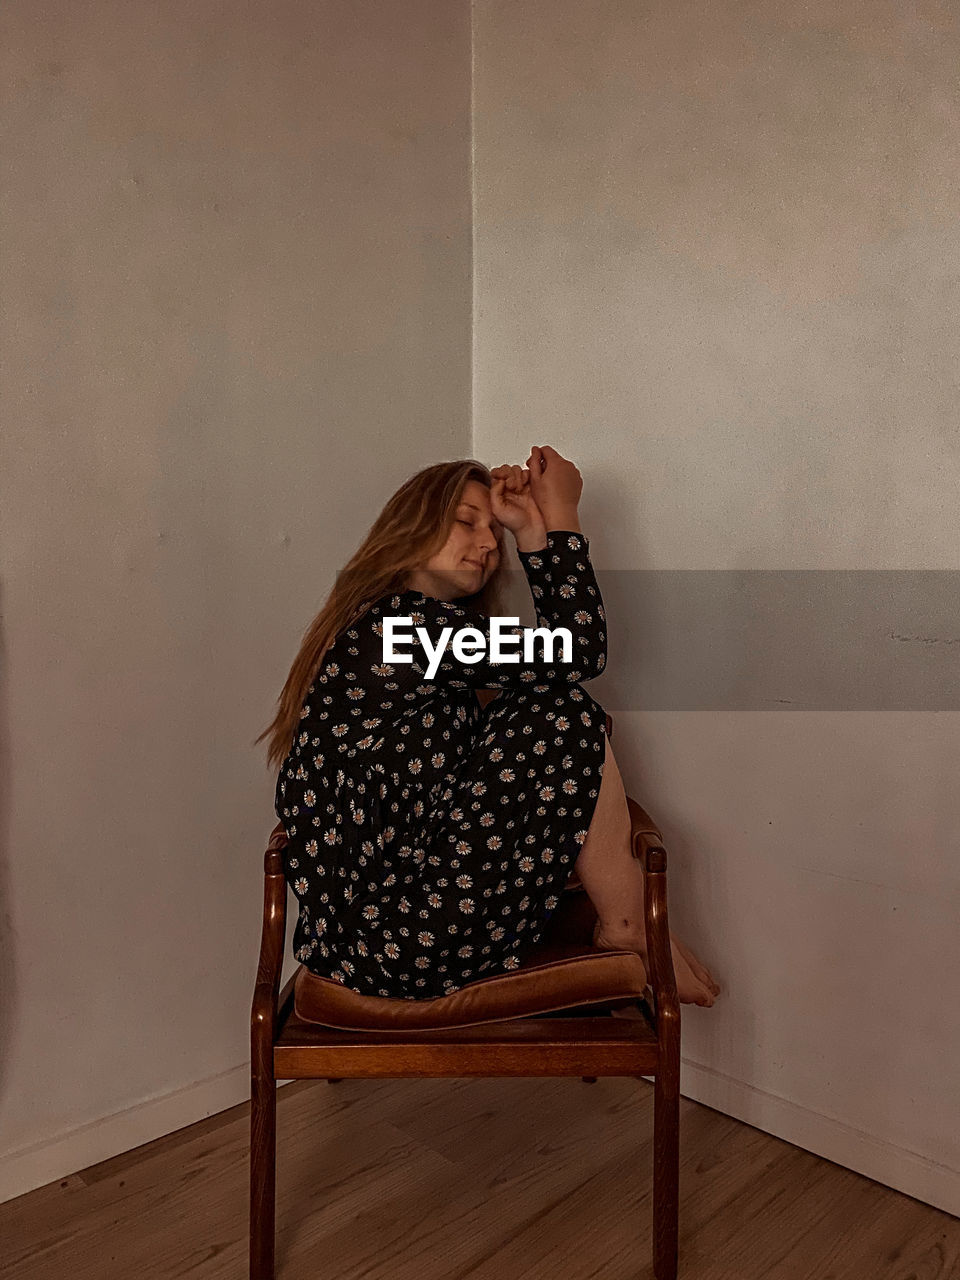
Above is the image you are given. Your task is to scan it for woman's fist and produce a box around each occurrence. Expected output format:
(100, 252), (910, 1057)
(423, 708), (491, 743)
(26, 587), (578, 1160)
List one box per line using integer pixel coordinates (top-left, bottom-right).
(488, 463), (544, 535)
(526, 445), (583, 517)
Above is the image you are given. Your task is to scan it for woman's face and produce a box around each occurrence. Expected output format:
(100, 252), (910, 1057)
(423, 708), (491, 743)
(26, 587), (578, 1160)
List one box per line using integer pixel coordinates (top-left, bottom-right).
(405, 479), (503, 601)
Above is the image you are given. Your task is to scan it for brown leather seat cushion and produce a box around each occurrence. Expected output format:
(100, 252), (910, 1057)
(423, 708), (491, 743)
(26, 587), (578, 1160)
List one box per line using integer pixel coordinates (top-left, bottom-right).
(293, 942), (648, 1031)
(292, 861), (636, 1032)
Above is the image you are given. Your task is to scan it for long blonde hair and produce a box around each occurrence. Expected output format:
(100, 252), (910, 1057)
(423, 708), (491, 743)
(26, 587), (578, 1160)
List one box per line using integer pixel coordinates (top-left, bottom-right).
(257, 459), (508, 771)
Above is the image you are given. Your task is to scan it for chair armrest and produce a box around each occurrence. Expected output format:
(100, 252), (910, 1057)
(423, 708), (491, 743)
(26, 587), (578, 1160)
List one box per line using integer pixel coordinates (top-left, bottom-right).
(251, 825), (288, 1051)
(625, 796), (680, 1034)
(625, 794), (663, 845)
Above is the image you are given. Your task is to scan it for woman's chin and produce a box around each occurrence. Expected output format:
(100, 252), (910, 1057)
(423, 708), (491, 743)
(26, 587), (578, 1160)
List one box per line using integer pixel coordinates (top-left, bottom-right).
(457, 569), (485, 600)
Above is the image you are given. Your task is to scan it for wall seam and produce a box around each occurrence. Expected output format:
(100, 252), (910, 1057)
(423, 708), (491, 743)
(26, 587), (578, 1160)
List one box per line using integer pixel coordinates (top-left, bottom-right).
(469, 0), (477, 455)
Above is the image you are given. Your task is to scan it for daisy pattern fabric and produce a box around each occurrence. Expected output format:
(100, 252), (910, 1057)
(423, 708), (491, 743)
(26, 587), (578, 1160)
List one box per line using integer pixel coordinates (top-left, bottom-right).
(275, 530), (609, 1000)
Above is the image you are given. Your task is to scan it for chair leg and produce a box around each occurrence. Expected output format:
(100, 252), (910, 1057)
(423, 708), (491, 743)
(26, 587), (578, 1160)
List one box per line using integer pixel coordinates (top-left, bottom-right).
(652, 1072), (679, 1280)
(250, 1071), (277, 1280)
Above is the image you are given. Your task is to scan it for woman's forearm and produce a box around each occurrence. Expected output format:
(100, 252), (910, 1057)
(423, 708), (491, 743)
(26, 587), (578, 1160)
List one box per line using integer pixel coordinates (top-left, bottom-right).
(512, 508), (583, 553)
(514, 524), (548, 553)
(542, 506), (582, 533)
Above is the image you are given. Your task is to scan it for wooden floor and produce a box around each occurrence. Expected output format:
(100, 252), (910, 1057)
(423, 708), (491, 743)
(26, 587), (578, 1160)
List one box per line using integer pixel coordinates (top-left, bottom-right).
(2, 1075), (958, 1279)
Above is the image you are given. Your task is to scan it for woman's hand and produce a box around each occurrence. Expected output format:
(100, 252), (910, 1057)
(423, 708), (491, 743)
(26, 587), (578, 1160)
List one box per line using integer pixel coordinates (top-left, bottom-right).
(525, 446), (583, 527)
(488, 464), (545, 539)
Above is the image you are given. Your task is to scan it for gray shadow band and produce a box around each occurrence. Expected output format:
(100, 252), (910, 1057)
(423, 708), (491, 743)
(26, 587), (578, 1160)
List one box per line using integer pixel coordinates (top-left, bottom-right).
(583, 570), (960, 711)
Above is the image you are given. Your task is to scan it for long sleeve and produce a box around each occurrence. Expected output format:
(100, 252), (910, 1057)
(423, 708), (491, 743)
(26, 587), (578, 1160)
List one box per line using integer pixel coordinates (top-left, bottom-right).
(376, 529), (607, 693)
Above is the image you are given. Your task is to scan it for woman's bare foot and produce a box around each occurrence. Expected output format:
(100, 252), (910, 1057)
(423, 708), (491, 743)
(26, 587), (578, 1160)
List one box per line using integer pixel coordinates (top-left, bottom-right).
(672, 933), (721, 1002)
(593, 920), (720, 1008)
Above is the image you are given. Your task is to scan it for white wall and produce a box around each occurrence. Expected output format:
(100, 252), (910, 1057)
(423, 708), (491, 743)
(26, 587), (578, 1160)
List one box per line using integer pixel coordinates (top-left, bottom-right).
(0, 0), (472, 1202)
(472, 0), (960, 1213)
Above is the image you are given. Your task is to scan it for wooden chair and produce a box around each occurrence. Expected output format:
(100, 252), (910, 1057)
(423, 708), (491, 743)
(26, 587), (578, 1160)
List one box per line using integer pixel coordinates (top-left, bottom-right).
(251, 699), (681, 1279)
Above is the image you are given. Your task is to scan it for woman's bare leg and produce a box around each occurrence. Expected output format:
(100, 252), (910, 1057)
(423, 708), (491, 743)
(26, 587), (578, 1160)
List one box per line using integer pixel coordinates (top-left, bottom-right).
(573, 734), (720, 1007)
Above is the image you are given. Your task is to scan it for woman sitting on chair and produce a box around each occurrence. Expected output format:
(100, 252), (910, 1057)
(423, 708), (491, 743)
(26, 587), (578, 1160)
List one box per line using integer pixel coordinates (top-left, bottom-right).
(258, 445), (720, 1008)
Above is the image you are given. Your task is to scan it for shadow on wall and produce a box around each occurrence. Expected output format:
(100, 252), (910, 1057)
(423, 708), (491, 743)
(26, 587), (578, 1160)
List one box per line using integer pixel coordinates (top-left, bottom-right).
(0, 582), (16, 1107)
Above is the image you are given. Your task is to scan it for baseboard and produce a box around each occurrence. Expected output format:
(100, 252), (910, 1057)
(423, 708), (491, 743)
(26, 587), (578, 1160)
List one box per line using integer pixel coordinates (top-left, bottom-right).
(681, 1057), (960, 1218)
(0, 1062), (290, 1207)
(5, 1058), (955, 1217)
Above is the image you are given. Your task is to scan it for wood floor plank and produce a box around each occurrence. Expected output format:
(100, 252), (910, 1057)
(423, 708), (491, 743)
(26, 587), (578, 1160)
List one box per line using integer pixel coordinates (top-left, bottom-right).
(275, 1078), (652, 1279)
(1, 1077), (957, 1280)
(441, 1092), (796, 1280)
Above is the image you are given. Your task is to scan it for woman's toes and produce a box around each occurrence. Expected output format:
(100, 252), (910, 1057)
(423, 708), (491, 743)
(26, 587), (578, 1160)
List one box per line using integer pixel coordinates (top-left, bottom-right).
(671, 934), (721, 1000)
(694, 963), (721, 996)
(671, 950), (717, 1007)
(679, 973), (714, 1007)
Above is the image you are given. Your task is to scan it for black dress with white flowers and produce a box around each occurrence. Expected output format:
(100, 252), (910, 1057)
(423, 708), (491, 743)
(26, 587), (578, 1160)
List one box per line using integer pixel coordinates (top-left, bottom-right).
(275, 529), (608, 1000)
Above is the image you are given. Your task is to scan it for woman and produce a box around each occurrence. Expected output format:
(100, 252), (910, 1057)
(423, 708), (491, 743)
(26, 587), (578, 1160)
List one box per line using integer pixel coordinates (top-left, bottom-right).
(258, 445), (720, 1007)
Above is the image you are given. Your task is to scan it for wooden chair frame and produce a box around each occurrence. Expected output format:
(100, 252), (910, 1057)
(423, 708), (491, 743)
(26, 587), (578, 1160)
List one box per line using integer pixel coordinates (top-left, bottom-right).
(251, 714), (680, 1279)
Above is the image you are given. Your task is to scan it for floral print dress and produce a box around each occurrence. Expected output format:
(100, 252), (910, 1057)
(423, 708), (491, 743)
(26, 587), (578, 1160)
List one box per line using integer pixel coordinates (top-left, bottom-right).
(275, 529), (609, 1000)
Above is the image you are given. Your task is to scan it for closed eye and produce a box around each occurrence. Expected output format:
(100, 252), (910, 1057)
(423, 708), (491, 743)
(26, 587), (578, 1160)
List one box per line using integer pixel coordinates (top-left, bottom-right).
(458, 517), (503, 536)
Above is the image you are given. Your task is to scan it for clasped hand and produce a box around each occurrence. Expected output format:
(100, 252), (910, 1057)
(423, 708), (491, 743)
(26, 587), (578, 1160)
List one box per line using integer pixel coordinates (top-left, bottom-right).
(489, 445), (583, 537)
